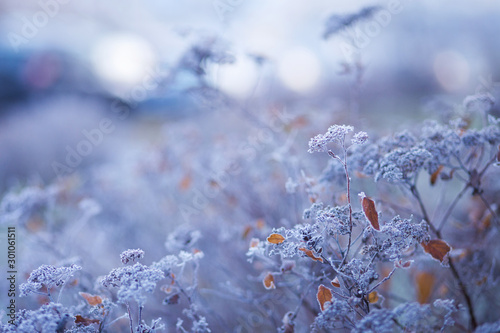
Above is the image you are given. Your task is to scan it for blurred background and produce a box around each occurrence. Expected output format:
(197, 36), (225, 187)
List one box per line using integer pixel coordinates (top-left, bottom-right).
(1, 1), (500, 330)
(1, 0), (499, 189)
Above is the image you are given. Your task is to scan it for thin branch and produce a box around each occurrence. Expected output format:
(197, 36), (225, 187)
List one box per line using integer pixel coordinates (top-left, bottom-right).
(410, 185), (439, 236)
(437, 183), (470, 231)
(290, 280), (316, 321)
(126, 303), (134, 333)
(411, 185), (477, 329)
(330, 147), (353, 268)
(367, 267), (396, 294)
(478, 193), (499, 227)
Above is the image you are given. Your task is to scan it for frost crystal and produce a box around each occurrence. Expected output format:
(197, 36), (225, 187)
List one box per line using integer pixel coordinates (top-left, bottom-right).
(101, 263), (164, 305)
(308, 124), (354, 153)
(20, 264), (82, 297)
(352, 131), (368, 145)
(12, 303), (72, 333)
(120, 248), (145, 264)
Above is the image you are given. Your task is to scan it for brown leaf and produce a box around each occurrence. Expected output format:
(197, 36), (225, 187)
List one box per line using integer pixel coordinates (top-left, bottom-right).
(362, 196), (380, 231)
(331, 277), (340, 288)
(355, 171), (369, 178)
(283, 322), (295, 333)
(79, 292), (102, 306)
(179, 174), (192, 191)
(497, 144), (500, 163)
(164, 294), (180, 305)
(242, 225), (253, 239)
(75, 315), (100, 326)
(282, 311), (295, 333)
(421, 240), (451, 262)
(430, 165), (444, 185)
(476, 276), (487, 286)
(280, 260), (296, 273)
(317, 284), (333, 311)
(161, 285), (174, 294)
(368, 291), (379, 303)
(267, 233), (285, 244)
(395, 259), (412, 269)
(469, 169), (481, 194)
(249, 238), (260, 248)
(263, 272), (276, 290)
(416, 272), (435, 304)
(298, 248), (323, 262)
(291, 115), (308, 128)
(479, 214), (492, 232)
(26, 215), (44, 232)
(256, 218), (265, 229)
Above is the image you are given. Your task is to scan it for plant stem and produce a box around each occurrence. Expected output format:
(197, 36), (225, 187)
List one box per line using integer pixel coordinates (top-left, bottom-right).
(411, 185), (477, 329)
(126, 303), (133, 333)
(437, 183), (470, 231)
(330, 149), (353, 268)
(410, 185), (439, 236)
(448, 260), (477, 329)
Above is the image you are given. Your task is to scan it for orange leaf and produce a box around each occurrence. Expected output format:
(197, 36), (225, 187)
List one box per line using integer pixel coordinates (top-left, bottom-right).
(164, 293), (180, 304)
(263, 272), (276, 290)
(476, 276), (487, 286)
(256, 218), (265, 229)
(291, 115), (308, 128)
(362, 196), (379, 231)
(478, 214), (492, 232)
(242, 225), (252, 239)
(317, 284), (333, 311)
(430, 165), (444, 185)
(79, 292), (103, 306)
(26, 216), (44, 232)
(161, 285), (174, 294)
(298, 248), (323, 262)
(395, 259), (413, 269)
(421, 240), (451, 262)
(179, 174), (192, 191)
(267, 233), (285, 244)
(416, 272), (435, 304)
(368, 291), (379, 303)
(280, 260), (295, 272)
(355, 171), (369, 178)
(249, 238), (260, 248)
(75, 315), (100, 326)
(331, 277), (340, 288)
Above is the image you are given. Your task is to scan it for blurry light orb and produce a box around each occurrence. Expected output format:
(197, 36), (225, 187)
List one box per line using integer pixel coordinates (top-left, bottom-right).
(278, 48), (321, 93)
(91, 33), (157, 86)
(217, 55), (259, 98)
(433, 50), (470, 92)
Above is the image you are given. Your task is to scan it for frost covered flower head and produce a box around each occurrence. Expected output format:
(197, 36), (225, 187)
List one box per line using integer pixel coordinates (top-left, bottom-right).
(20, 264), (82, 297)
(352, 131), (368, 145)
(101, 263), (164, 305)
(120, 248), (145, 264)
(308, 125), (368, 153)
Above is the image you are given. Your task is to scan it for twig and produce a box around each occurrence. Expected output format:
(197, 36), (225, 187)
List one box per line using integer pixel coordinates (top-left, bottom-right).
(330, 148), (353, 268)
(126, 303), (134, 333)
(410, 185), (439, 236)
(437, 183), (470, 231)
(290, 280), (316, 321)
(367, 267), (396, 294)
(478, 192), (499, 227)
(410, 185), (477, 329)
